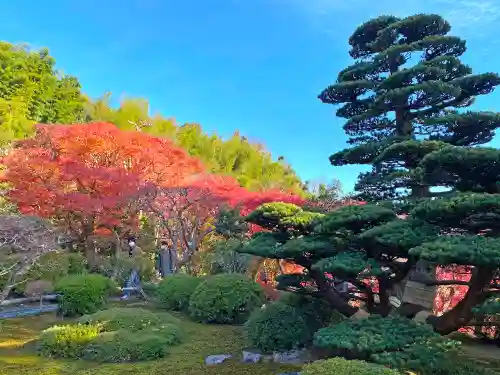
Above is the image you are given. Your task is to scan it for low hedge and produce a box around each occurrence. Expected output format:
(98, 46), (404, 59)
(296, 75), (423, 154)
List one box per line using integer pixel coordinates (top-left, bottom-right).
(38, 307), (183, 363)
(38, 324), (101, 358)
(82, 325), (183, 362)
(156, 274), (202, 311)
(79, 307), (179, 332)
(54, 274), (117, 316)
(302, 358), (399, 375)
(188, 274), (265, 324)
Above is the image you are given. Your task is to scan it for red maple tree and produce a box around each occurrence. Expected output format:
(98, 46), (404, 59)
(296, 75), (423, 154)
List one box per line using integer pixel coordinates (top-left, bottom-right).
(1, 122), (204, 261)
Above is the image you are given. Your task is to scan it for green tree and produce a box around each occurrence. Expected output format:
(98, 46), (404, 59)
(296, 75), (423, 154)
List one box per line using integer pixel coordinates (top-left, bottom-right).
(0, 42), (85, 146)
(238, 14), (500, 341)
(320, 14), (500, 203)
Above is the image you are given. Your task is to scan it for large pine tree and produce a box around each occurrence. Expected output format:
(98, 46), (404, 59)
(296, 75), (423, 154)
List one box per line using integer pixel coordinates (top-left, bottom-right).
(320, 14), (500, 202)
(237, 15), (500, 361)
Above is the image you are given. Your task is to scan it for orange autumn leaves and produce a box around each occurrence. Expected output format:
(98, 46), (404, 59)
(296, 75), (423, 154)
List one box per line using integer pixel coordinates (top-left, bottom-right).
(1, 122), (304, 240)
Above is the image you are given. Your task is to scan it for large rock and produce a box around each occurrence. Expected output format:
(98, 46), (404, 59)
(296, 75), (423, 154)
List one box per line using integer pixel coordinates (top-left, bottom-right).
(205, 354), (231, 365)
(241, 350), (262, 363)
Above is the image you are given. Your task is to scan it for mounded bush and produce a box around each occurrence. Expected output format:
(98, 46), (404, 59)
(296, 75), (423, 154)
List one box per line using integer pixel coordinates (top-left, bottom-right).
(188, 273), (265, 324)
(314, 315), (461, 371)
(245, 302), (309, 352)
(302, 358), (399, 375)
(55, 274), (117, 316)
(82, 325), (183, 362)
(38, 324), (101, 358)
(279, 293), (344, 327)
(245, 294), (342, 352)
(79, 307), (179, 332)
(156, 274), (202, 311)
(39, 307), (184, 362)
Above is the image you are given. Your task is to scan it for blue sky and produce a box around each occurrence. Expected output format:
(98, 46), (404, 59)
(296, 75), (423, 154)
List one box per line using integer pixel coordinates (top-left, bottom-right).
(2, 0), (500, 192)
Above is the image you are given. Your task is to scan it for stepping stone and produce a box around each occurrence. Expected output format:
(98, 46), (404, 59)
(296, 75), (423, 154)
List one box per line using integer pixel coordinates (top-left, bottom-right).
(241, 350), (262, 363)
(273, 349), (306, 364)
(205, 354), (231, 365)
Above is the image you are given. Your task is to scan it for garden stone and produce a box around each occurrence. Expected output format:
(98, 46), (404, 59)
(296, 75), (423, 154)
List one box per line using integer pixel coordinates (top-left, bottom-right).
(272, 349), (307, 364)
(205, 354), (231, 365)
(241, 350), (262, 363)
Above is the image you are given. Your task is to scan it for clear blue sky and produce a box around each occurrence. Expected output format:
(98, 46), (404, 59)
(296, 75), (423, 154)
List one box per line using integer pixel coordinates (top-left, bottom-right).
(2, 0), (500, 192)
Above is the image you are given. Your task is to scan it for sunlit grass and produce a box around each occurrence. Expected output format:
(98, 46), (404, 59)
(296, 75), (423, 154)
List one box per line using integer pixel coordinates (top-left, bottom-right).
(0, 303), (300, 375)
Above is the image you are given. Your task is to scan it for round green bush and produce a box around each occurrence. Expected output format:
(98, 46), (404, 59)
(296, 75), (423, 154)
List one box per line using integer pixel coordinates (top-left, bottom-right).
(55, 274), (117, 316)
(156, 274), (202, 311)
(245, 302), (309, 352)
(81, 325), (183, 362)
(279, 293), (344, 328)
(79, 307), (179, 332)
(38, 324), (101, 358)
(302, 358), (399, 375)
(188, 274), (265, 324)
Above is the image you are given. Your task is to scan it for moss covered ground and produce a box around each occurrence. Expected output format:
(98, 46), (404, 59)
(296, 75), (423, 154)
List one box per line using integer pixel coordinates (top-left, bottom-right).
(0, 302), (299, 375)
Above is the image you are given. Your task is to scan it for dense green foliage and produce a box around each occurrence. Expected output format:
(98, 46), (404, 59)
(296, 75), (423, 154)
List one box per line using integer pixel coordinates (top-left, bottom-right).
(0, 42), (85, 147)
(156, 275), (203, 311)
(38, 307), (183, 363)
(79, 307), (180, 332)
(244, 294), (339, 353)
(188, 274), (265, 324)
(81, 325), (183, 362)
(319, 14), (500, 202)
(245, 302), (311, 352)
(238, 13), (500, 340)
(54, 274), (117, 316)
(302, 358), (399, 375)
(38, 324), (101, 359)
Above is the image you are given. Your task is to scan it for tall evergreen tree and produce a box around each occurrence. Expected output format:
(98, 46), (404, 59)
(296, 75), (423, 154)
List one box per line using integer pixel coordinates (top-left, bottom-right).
(320, 14), (500, 202)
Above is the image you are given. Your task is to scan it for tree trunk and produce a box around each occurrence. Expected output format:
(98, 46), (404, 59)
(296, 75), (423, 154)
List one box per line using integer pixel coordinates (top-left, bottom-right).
(430, 267), (493, 335)
(310, 269), (357, 317)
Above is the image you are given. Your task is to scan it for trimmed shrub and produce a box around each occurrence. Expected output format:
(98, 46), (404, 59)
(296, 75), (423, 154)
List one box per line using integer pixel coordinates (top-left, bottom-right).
(314, 315), (461, 371)
(79, 307), (179, 332)
(279, 293), (344, 327)
(82, 325), (183, 362)
(302, 358), (399, 375)
(245, 302), (308, 352)
(39, 307), (184, 363)
(55, 274), (117, 316)
(188, 273), (265, 324)
(245, 294), (342, 352)
(156, 274), (202, 311)
(38, 324), (101, 358)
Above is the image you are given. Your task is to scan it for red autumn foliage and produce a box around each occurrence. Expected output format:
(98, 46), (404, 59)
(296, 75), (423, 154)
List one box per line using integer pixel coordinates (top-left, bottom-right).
(150, 173), (306, 264)
(1, 122), (205, 248)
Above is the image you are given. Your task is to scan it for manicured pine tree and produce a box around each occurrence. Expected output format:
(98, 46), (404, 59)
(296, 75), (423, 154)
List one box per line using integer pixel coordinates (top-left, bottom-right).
(319, 14), (500, 203)
(237, 15), (500, 362)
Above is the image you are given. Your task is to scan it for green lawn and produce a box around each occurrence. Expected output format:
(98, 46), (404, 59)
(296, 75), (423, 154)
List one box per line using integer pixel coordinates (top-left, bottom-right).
(0, 302), (300, 375)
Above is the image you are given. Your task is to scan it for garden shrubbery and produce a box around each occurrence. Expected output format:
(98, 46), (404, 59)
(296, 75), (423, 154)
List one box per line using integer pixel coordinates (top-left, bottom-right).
(245, 301), (309, 352)
(188, 273), (265, 324)
(245, 294), (342, 352)
(38, 324), (101, 358)
(156, 274), (202, 311)
(302, 358), (399, 375)
(78, 307), (179, 331)
(54, 274), (117, 316)
(38, 307), (183, 362)
(81, 325), (183, 362)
